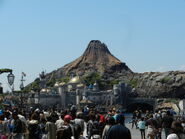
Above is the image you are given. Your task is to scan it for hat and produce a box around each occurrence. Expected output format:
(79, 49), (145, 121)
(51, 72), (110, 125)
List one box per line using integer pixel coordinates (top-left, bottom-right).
(64, 115), (72, 122)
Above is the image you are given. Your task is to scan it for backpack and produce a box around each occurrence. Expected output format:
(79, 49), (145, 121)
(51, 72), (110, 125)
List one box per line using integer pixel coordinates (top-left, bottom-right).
(73, 124), (81, 139)
(28, 122), (40, 138)
(57, 125), (72, 139)
(92, 121), (100, 135)
(18, 115), (27, 133)
(21, 120), (27, 133)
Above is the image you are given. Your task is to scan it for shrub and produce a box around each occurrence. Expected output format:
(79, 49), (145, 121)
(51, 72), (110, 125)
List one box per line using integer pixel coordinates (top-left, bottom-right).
(128, 79), (138, 88)
(159, 76), (171, 84)
(57, 76), (70, 83)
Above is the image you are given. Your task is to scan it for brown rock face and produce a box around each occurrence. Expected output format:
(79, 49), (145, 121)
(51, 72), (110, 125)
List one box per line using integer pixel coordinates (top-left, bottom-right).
(61, 40), (132, 76)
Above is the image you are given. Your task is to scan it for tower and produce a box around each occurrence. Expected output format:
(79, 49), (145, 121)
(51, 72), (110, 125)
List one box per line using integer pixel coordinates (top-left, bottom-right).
(58, 86), (66, 108)
(76, 89), (80, 105)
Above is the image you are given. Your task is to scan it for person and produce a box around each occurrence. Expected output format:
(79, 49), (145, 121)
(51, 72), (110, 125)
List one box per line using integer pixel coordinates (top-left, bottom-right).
(87, 114), (95, 139)
(145, 110), (150, 119)
(12, 111), (24, 139)
(98, 111), (106, 136)
(55, 114), (64, 130)
(39, 117), (47, 139)
(28, 113), (41, 139)
(153, 111), (162, 139)
(74, 112), (85, 133)
(0, 114), (9, 139)
(162, 111), (174, 139)
(146, 115), (156, 139)
(181, 120), (185, 133)
(167, 121), (185, 139)
(46, 116), (57, 139)
(56, 114), (73, 139)
(106, 114), (131, 139)
(102, 116), (115, 139)
(73, 123), (82, 139)
(138, 117), (146, 139)
(132, 110), (138, 128)
(93, 114), (101, 136)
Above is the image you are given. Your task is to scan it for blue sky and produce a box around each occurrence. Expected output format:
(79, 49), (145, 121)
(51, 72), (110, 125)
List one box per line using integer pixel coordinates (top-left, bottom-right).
(0, 0), (185, 91)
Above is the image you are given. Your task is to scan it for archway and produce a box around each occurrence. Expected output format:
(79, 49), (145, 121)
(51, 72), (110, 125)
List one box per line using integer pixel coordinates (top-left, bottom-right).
(126, 102), (153, 112)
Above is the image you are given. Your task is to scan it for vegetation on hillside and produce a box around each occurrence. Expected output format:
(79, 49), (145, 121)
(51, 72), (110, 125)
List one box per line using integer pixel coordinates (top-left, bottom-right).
(127, 78), (138, 88)
(57, 76), (70, 83)
(159, 76), (172, 84)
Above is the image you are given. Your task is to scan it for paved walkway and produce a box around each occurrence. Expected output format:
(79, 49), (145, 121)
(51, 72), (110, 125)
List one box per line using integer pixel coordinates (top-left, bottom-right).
(126, 123), (166, 139)
(83, 122), (167, 139)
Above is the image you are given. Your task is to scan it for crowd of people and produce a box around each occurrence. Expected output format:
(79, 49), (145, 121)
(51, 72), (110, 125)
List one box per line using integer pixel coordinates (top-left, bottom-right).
(0, 106), (130, 139)
(0, 106), (185, 139)
(132, 110), (185, 139)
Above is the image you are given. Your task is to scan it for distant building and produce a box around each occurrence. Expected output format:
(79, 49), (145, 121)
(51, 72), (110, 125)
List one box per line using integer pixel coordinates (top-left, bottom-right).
(29, 76), (131, 109)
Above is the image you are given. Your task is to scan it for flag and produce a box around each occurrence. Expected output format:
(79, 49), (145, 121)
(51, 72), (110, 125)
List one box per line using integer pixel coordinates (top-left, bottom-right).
(22, 72), (26, 77)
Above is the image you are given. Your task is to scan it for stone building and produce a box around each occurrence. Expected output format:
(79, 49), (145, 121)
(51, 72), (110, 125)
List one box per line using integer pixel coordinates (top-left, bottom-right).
(55, 76), (129, 109)
(29, 76), (130, 109)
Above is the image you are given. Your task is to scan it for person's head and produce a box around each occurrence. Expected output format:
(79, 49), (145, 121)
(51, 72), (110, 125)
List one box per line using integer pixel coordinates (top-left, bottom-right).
(141, 117), (144, 121)
(88, 114), (95, 121)
(166, 111), (171, 116)
(171, 121), (183, 134)
(31, 113), (38, 120)
(149, 114), (153, 119)
(171, 121), (183, 133)
(108, 116), (115, 125)
(12, 111), (18, 120)
(108, 109), (112, 114)
(76, 112), (83, 119)
(116, 114), (125, 125)
(46, 116), (52, 122)
(64, 115), (72, 123)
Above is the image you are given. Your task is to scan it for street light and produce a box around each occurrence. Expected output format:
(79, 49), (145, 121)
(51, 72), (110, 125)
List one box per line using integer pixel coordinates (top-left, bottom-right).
(7, 72), (15, 92)
(0, 69), (15, 93)
(7, 72), (15, 86)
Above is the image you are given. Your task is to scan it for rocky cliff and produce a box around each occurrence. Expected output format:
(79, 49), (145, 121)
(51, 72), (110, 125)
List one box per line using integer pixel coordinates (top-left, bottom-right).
(28, 40), (185, 98)
(47, 40), (132, 79)
(63, 40), (131, 74)
(132, 71), (185, 98)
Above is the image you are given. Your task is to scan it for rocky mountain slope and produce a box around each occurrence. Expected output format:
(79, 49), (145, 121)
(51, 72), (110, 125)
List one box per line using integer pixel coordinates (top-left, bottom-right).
(56, 40), (132, 76)
(43, 40), (133, 84)
(133, 71), (185, 98)
(28, 40), (185, 98)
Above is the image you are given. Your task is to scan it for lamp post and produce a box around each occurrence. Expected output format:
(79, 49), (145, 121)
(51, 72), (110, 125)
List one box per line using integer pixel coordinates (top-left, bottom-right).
(0, 69), (15, 93)
(6, 71), (15, 93)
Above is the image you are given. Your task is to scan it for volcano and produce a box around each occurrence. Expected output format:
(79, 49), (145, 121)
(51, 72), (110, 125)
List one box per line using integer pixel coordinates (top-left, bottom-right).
(61, 40), (132, 76)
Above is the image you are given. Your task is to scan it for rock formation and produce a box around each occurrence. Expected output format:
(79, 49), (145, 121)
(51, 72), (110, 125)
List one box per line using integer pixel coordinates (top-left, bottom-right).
(133, 71), (185, 98)
(48, 40), (132, 79)
(28, 40), (185, 98)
